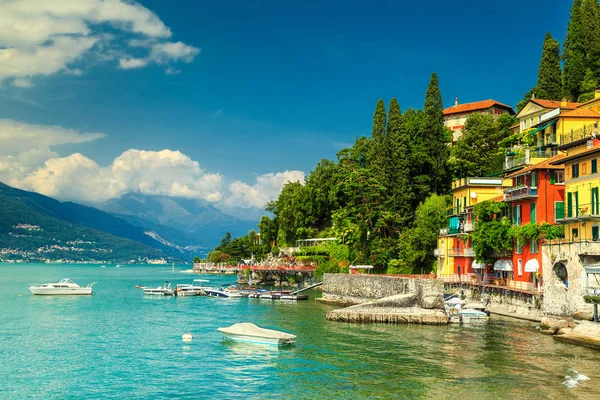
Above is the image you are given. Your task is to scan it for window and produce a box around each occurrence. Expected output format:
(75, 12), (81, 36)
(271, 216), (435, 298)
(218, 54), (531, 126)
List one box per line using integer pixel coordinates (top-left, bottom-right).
(593, 187), (599, 215)
(530, 238), (538, 254)
(555, 170), (564, 184)
(516, 175), (522, 186)
(593, 226), (600, 242)
(582, 162), (587, 176)
(516, 240), (523, 254)
(530, 202), (537, 224)
(518, 259), (523, 276)
(530, 117), (534, 127)
(572, 163), (579, 178)
(555, 201), (565, 221)
(568, 192), (573, 218)
(512, 205), (522, 225)
(593, 159), (598, 174)
(572, 228), (579, 239)
(531, 171), (538, 188)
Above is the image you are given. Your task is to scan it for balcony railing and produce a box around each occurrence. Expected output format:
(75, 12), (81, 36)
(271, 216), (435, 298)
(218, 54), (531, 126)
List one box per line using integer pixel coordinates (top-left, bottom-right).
(504, 186), (538, 202)
(464, 248), (475, 257)
(464, 222), (474, 232)
(560, 122), (599, 148)
(439, 274), (542, 294)
(564, 203), (600, 220)
(447, 207), (467, 216)
(448, 248), (475, 257)
(504, 147), (556, 171)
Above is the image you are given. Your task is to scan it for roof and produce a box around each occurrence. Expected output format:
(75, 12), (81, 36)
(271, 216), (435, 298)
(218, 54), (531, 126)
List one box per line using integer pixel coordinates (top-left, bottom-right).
(551, 144), (600, 164)
(531, 99), (581, 110)
(443, 100), (514, 116)
(559, 108), (600, 118)
(506, 154), (566, 178)
(488, 194), (505, 202)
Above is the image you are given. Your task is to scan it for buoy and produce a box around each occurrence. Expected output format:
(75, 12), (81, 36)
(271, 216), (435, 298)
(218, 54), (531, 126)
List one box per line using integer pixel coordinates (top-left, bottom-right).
(182, 332), (193, 342)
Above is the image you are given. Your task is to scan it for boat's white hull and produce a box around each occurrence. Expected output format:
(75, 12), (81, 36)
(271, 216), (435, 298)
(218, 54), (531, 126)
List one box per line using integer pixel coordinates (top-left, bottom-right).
(29, 287), (92, 295)
(143, 289), (174, 296)
(220, 332), (294, 345)
(176, 290), (202, 297)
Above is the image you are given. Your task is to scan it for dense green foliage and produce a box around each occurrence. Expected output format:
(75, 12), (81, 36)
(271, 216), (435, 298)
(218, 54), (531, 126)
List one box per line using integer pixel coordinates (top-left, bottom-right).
(208, 230), (268, 264)
(471, 201), (513, 264)
(450, 113), (517, 178)
(536, 32), (563, 100)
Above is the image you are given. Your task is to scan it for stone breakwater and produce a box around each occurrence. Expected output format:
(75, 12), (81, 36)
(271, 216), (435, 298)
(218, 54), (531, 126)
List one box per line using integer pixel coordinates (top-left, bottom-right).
(319, 274), (448, 325)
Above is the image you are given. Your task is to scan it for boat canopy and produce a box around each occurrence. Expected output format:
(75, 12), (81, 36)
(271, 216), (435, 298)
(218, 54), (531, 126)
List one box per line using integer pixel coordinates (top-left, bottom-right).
(218, 323), (296, 341)
(524, 259), (540, 273)
(493, 259), (513, 272)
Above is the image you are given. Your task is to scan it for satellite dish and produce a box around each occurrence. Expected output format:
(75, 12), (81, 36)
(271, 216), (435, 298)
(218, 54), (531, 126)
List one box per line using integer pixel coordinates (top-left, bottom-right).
(470, 192), (477, 199)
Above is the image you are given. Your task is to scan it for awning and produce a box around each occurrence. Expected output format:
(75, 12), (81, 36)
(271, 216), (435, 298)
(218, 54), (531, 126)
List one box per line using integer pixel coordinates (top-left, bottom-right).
(472, 260), (485, 269)
(529, 120), (557, 136)
(494, 259), (514, 271)
(524, 259), (540, 273)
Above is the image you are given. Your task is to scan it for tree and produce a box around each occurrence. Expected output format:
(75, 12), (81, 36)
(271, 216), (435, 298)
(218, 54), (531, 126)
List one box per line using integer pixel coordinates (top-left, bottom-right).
(371, 99), (386, 140)
(516, 87), (536, 114)
(417, 73), (450, 197)
(387, 98), (414, 227)
(536, 32), (562, 100)
(258, 216), (278, 246)
(450, 113), (516, 178)
(563, 0), (586, 101)
(394, 195), (448, 274)
(266, 181), (308, 246)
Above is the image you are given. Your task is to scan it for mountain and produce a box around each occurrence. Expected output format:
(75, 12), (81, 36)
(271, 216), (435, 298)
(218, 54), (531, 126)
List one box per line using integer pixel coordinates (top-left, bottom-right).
(0, 182), (180, 263)
(98, 194), (258, 249)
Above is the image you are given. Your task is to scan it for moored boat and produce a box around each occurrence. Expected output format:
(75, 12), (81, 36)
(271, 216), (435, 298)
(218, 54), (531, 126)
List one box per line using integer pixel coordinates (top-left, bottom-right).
(143, 281), (174, 296)
(217, 323), (296, 345)
(29, 278), (96, 295)
(174, 284), (202, 296)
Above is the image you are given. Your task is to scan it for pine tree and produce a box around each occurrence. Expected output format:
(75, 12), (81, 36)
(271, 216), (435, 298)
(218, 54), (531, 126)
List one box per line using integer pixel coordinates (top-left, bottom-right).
(420, 73), (450, 196)
(387, 98), (414, 227)
(580, 0), (600, 91)
(536, 32), (562, 100)
(371, 99), (386, 140)
(563, 0), (586, 101)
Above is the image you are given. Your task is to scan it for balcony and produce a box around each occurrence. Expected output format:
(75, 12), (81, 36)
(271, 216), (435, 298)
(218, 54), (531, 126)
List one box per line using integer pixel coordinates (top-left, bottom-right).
(464, 248), (475, 257)
(560, 122), (599, 149)
(504, 147), (554, 171)
(447, 206), (467, 217)
(439, 228), (449, 236)
(564, 203), (600, 221)
(439, 274), (543, 295)
(504, 186), (538, 202)
(448, 248), (475, 257)
(464, 222), (474, 232)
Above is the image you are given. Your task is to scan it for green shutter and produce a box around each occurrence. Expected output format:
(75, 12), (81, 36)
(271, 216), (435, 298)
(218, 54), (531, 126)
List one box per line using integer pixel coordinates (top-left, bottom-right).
(531, 171), (538, 188)
(575, 192), (579, 217)
(512, 205), (517, 225)
(550, 171), (556, 184)
(593, 187), (599, 215)
(593, 159), (598, 174)
(555, 201), (564, 221)
(593, 226), (599, 242)
(567, 193), (573, 218)
(530, 202), (536, 224)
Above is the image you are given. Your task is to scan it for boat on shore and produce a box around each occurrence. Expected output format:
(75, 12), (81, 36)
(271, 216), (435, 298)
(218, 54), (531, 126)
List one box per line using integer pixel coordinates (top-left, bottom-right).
(217, 323), (296, 345)
(444, 297), (489, 323)
(29, 278), (96, 295)
(143, 281), (174, 296)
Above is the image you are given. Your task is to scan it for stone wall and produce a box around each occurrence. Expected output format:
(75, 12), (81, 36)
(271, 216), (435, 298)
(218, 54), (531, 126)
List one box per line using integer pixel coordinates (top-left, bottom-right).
(542, 242), (595, 316)
(321, 274), (444, 309)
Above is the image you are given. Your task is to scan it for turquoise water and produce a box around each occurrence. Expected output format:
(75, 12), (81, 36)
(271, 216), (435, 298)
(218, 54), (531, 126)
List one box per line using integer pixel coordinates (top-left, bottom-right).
(1, 264), (600, 399)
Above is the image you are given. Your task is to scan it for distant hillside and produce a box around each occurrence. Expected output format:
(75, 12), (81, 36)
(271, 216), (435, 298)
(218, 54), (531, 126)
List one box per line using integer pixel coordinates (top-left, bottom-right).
(0, 182), (180, 263)
(99, 193), (258, 248)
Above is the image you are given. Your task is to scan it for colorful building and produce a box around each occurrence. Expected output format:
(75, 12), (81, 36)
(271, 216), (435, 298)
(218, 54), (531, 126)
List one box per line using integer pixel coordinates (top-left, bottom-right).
(503, 155), (565, 287)
(436, 177), (512, 276)
(443, 99), (514, 143)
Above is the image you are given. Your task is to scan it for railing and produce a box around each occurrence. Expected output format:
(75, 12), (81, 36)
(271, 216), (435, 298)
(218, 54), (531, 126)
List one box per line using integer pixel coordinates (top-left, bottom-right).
(447, 248), (475, 257)
(464, 222), (474, 232)
(504, 186), (538, 202)
(463, 248), (475, 257)
(564, 203), (600, 220)
(504, 154), (527, 170)
(447, 207), (467, 216)
(560, 122), (599, 147)
(439, 228), (449, 236)
(439, 274), (542, 294)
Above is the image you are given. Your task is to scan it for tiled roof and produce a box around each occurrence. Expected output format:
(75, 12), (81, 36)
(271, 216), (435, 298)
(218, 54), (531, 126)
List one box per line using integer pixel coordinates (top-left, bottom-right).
(507, 154), (566, 178)
(443, 100), (514, 116)
(551, 143), (600, 164)
(532, 99), (581, 110)
(488, 194), (505, 203)
(559, 108), (600, 118)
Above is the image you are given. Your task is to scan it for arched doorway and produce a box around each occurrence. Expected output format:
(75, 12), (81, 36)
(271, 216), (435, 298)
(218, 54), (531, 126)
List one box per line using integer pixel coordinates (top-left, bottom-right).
(553, 262), (568, 287)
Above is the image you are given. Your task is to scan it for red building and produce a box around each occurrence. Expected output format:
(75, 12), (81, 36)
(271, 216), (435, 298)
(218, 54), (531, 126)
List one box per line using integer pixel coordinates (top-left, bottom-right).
(503, 154), (565, 285)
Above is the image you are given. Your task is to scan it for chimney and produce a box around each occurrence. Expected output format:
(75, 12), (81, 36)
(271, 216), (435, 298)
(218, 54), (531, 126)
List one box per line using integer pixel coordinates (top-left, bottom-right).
(531, 93), (535, 100)
(455, 97), (459, 107)
(595, 89), (600, 99)
(561, 97), (567, 107)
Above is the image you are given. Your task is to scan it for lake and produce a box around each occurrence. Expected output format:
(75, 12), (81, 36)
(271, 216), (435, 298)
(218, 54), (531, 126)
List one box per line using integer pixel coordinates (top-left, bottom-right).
(1, 263), (599, 399)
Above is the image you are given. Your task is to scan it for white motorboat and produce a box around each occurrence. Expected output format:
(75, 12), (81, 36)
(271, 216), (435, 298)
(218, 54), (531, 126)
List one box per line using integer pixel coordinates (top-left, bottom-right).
(218, 323), (296, 345)
(174, 283), (201, 297)
(143, 281), (174, 296)
(29, 278), (96, 295)
(459, 308), (489, 323)
(444, 297), (489, 323)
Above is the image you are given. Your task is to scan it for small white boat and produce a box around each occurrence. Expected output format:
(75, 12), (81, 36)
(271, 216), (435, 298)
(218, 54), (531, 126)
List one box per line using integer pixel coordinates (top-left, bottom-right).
(175, 284), (201, 297)
(143, 281), (174, 296)
(29, 278), (96, 295)
(459, 308), (489, 323)
(218, 323), (296, 345)
(444, 297), (489, 323)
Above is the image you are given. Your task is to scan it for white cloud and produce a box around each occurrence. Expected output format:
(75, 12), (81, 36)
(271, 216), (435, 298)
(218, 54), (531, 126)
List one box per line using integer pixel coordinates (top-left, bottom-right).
(0, 119), (303, 215)
(227, 171), (306, 209)
(12, 78), (33, 88)
(0, 0), (198, 85)
(118, 57), (148, 69)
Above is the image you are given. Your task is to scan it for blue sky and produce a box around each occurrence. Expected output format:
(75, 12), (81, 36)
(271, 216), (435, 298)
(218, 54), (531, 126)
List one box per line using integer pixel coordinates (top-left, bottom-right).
(0, 0), (574, 218)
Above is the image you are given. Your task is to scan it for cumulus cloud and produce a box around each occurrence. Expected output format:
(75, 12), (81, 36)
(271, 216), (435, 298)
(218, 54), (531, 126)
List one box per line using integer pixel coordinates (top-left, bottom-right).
(0, 0), (199, 85)
(227, 171), (306, 209)
(0, 119), (302, 214)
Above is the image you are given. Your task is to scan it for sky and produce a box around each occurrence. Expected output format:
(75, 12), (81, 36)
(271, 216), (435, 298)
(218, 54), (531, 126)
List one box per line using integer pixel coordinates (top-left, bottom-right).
(0, 0), (574, 220)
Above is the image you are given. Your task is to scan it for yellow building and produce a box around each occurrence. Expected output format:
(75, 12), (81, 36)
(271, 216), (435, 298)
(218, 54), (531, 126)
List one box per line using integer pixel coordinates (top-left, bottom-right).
(443, 99), (514, 143)
(436, 177), (512, 275)
(515, 98), (580, 132)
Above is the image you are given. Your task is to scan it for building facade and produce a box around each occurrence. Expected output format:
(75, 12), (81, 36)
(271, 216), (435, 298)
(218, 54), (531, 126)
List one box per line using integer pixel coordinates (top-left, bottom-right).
(443, 99), (514, 143)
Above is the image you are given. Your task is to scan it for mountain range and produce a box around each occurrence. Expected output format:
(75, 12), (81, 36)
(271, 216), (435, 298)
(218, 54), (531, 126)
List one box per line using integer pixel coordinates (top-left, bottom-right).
(0, 182), (258, 263)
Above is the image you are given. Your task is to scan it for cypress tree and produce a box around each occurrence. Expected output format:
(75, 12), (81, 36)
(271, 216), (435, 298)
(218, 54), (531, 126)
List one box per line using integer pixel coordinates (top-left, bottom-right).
(387, 98), (414, 227)
(563, 0), (586, 101)
(371, 99), (387, 140)
(420, 73), (450, 196)
(580, 0), (600, 92)
(536, 32), (562, 100)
